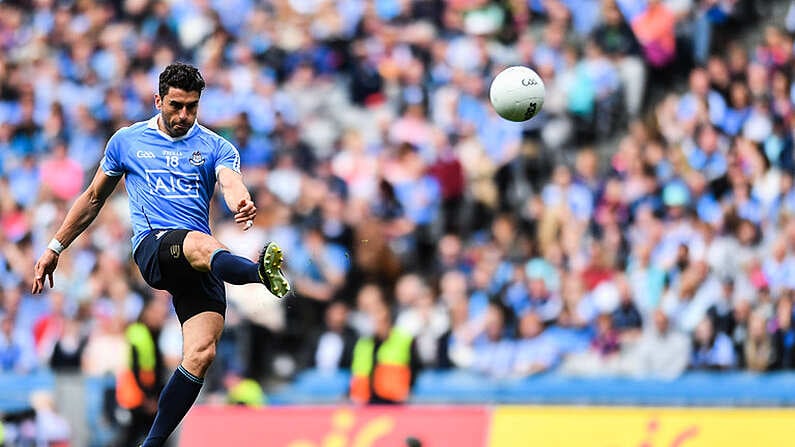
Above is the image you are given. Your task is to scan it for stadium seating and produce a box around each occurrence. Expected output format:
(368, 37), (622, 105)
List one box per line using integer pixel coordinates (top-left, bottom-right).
(0, 370), (55, 414)
(267, 369), (795, 407)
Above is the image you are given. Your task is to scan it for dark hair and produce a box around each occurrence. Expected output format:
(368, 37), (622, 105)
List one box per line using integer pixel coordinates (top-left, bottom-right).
(158, 62), (205, 97)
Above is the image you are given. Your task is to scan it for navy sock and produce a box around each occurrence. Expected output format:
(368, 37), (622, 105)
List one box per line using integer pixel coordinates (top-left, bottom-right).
(142, 365), (203, 447)
(210, 249), (260, 284)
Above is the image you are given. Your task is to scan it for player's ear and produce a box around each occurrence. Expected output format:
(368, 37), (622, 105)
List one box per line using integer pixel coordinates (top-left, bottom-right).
(154, 94), (162, 110)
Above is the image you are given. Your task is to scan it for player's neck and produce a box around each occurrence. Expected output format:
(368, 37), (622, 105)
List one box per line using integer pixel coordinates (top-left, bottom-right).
(156, 114), (171, 136)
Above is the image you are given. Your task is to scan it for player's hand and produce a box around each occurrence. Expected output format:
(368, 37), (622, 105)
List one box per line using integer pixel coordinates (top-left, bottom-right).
(32, 249), (59, 294)
(234, 198), (256, 229)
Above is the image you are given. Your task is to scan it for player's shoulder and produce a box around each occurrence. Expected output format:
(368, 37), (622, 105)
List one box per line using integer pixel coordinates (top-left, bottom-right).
(111, 120), (150, 141)
(196, 123), (234, 148)
(196, 123), (225, 141)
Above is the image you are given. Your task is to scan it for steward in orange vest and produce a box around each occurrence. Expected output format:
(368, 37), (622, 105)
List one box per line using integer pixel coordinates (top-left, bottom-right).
(350, 301), (419, 404)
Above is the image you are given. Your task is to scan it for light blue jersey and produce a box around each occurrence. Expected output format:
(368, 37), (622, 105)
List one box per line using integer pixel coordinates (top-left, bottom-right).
(100, 115), (241, 253)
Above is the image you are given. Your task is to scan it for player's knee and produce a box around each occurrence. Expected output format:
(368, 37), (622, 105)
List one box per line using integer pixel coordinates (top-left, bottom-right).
(183, 231), (224, 272)
(183, 338), (217, 376)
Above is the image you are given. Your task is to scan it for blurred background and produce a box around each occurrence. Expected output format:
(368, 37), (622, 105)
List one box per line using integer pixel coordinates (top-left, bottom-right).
(2, 0), (795, 446)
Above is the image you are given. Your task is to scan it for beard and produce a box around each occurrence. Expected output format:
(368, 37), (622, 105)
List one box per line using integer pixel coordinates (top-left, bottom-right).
(168, 119), (191, 137)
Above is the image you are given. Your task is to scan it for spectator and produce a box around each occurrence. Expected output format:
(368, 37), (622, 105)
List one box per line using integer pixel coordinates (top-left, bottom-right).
(592, 0), (645, 117)
(32, 290), (68, 364)
(686, 124), (728, 181)
(524, 258), (563, 323)
(581, 241), (617, 292)
(396, 280), (450, 369)
(621, 310), (691, 379)
(428, 131), (466, 233)
(48, 318), (87, 372)
(662, 267), (708, 333)
(561, 313), (622, 377)
(721, 82), (752, 136)
(0, 312), (37, 373)
(706, 277), (738, 336)
(512, 312), (560, 377)
(7, 155), (39, 209)
(626, 243), (666, 316)
(289, 222), (350, 329)
(744, 311), (775, 372)
(349, 283), (387, 337)
(773, 295), (795, 370)
(81, 312), (127, 377)
(299, 300), (357, 373)
(730, 299), (752, 363)
(387, 143), (442, 266)
(331, 129), (378, 201)
(437, 295), (477, 370)
(433, 235), (470, 276)
(470, 301), (515, 379)
(610, 275), (643, 341)
(623, 0), (677, 69)
(692, 0), (741, 65)
(677, 67), (727, 131)
(691, 317), (736, 370)
(591, 313), (621, 358)
(541, 164), (594, 223)
(762, 238), (795, 296)
(38, 140), (84, 202)
(336, 220), (402, 303)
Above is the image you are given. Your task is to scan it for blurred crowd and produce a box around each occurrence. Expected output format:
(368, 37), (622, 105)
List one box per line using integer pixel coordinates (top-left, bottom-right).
(1, 0), (794, 436)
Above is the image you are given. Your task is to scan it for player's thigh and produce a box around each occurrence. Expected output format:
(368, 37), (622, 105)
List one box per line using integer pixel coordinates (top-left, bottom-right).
(182, 231), (226, 272)
(181, 311), (224, 374)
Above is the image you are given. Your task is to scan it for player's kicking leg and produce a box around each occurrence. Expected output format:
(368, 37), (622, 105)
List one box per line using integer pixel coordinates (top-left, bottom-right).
(183, 231), (291, 298)
(136, 230), (290, 446)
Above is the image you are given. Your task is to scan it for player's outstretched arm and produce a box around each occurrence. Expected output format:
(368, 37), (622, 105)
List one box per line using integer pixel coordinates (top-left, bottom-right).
(217, 167), (256, 229)
(32, 168), (121, 294)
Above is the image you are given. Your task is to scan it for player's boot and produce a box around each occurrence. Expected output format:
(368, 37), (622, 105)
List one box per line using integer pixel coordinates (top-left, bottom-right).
(258, 241), (291, 298)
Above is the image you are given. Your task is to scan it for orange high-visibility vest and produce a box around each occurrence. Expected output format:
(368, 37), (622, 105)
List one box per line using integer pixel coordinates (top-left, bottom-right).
(350, 329), (412, 403)
(116, 323), (156, 409)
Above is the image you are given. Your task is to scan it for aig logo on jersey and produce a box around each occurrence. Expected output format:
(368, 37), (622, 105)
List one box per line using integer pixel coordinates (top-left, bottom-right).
(145, 169), (200, 199)
(189, 151), (205, 166)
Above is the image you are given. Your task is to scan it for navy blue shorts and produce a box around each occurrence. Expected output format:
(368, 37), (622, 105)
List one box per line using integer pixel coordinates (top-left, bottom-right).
(133, 229), (226, 324)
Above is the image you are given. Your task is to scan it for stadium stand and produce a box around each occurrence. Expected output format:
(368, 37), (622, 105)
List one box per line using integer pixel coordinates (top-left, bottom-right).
(2, 0), (795, 444)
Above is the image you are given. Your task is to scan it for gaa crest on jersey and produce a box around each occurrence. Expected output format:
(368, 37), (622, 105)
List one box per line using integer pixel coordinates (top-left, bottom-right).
(189, 151), (205, 166)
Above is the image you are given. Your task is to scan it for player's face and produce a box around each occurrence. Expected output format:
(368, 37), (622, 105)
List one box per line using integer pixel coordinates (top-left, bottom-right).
(155, 87), (200, 137)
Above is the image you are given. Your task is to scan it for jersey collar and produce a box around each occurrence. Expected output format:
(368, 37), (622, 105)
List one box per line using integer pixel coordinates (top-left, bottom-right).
(147, 114), (198, 142)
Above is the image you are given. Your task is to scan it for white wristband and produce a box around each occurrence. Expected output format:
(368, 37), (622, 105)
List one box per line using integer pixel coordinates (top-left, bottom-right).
(47, 238), (65, 255)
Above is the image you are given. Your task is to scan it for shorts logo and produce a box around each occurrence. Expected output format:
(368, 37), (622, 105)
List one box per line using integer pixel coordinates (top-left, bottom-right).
(145, 169), (200, 199)
(137, 150), (156, 158)
(170, 244), (181, 259)
(189, 151), (205, 166)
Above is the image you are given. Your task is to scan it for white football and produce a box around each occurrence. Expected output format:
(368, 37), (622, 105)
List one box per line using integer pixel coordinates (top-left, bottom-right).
(489, 66), (545, 122)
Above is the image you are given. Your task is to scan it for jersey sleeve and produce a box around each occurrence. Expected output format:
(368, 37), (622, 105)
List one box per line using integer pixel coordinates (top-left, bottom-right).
(100, 131), (125, 176)
(215, 140), (241, 175)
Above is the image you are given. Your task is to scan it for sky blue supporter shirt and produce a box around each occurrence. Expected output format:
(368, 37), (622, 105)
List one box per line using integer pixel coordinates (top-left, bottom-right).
(100, 115), (241, 253)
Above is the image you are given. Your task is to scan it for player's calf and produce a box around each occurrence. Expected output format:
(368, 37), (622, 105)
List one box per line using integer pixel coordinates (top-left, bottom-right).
(182, 337), (217, 378)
